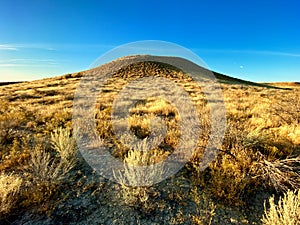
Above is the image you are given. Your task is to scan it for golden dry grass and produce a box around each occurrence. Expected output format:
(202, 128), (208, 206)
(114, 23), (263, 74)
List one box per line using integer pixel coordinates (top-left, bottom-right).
(0, 58), (299, 223)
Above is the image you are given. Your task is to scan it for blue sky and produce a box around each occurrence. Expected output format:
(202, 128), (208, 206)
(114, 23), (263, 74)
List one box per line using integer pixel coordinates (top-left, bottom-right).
(0, 0), (299, 82)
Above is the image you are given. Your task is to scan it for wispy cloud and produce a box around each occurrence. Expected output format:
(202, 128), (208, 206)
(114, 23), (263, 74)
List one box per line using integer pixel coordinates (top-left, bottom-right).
(0, 44), (19, 51)
(0, 63), (59, 68)
(0, 58), (63, 67)
(0, 58), (60, 63)
(0, 43), (59, 51)
(0, 42), (118, 52)
(254, 50), (300, 57)
(45, 47), (58, 51)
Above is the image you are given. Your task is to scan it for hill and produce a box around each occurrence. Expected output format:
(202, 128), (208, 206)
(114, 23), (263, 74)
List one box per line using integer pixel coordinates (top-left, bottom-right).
(0, 55), (299, 225)
(0, 55), (287, 89)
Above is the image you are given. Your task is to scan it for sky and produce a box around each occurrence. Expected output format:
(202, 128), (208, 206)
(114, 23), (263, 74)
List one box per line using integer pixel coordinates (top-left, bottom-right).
(0, 0), (299, 82)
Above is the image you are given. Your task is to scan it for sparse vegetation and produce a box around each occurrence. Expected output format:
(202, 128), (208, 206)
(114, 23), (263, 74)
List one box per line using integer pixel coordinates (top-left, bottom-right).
(0, 58), (299, 224)
(190, 187), (216, 225)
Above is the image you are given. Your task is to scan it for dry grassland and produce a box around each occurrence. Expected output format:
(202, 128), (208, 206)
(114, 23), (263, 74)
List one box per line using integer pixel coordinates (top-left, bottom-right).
(0, 59), (299, 224)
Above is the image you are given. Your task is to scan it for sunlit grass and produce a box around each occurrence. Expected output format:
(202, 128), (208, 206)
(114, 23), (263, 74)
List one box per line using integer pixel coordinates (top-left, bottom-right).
(0, 60), (299, 223)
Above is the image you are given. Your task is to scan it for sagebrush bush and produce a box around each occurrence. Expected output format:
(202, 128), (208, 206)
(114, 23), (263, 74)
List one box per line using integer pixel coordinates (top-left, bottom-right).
(20, 128), (77, 210)
(50, 126), (77, 162)
(0, 173), (22, 217)
(28, 145), (64, 183)
(262, 189), (300, 225)
(27, 127), (77, 183)
(113, 138), (164, 212)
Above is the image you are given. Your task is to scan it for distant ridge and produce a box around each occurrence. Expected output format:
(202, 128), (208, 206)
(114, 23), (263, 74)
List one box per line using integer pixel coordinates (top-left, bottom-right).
(0, 55), (294, 90)
(0, 81), (23, 86)
(262, 82), (300, 89)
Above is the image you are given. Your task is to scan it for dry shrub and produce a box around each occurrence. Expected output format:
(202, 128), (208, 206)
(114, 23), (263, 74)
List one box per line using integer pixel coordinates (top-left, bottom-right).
(0, 173), (22, 216)
(263, 90), (300, 145)
(0, 133), (33, 173)
(27, 145), (71, 183)
(207, 151), (253, 206)
(50, 127), (77, 162)
(203, 124), (257, 206)
(114, 136), (168, 185)
(189, 87), (300, 207)
(21, 127), (77, 209)
(243, 130), (294, 159)
(255, 156), (300, 192)
(210, 128), (300, 204)
(116, 184), (159, 213)
(235, 128), (299, 193)
(0, 119), (18, 147)
(262, 189), (300, 225)
(0, 112), (25, 147)
(21, 146), (65, 208)
(113, 138), (164, 212)
(26, 127), (76, 183)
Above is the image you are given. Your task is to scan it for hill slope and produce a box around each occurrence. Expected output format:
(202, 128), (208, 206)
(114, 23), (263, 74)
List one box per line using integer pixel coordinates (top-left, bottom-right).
(0, 54), (288, 89)
(0, 55), (299, 225)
